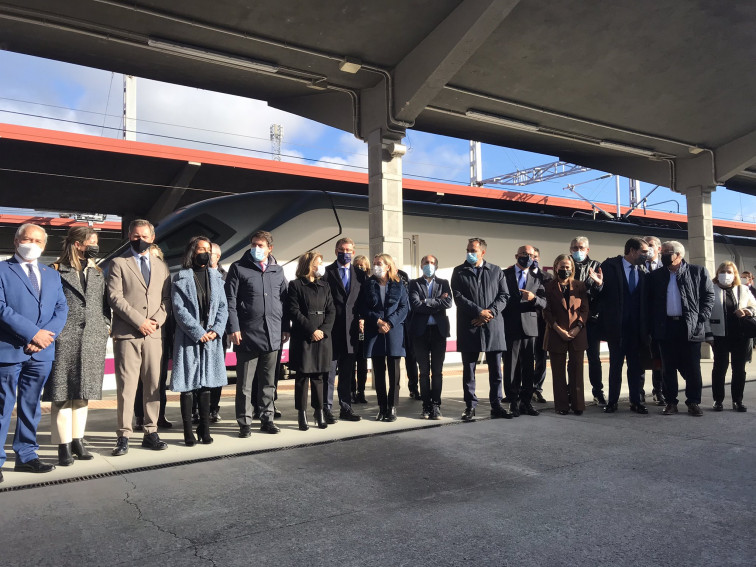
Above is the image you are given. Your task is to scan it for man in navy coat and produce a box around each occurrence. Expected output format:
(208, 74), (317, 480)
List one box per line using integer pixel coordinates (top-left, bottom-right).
(0, 224), (68, 480)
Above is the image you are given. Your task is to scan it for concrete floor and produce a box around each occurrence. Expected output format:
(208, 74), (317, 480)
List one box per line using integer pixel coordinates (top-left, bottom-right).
(1, 363), (755, 566)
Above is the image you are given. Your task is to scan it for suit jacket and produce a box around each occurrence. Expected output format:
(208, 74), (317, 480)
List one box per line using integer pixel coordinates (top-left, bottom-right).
(323, 260), (366, 357)
(542, 278), (589, 353)
(408, 276), (452, 338)
(598, 255), (649, 344)
(0, 257), (68, 363)
(503, 265), (546, 340)
(107, 253), (171, 340)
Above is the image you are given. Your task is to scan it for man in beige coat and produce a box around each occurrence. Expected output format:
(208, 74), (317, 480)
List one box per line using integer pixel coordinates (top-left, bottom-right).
(107, 219), (171, 455)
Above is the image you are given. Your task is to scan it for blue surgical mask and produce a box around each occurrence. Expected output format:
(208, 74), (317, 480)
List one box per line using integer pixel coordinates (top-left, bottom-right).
(572, 250), (586, 263)
(466, 252), (478, 265)
(422, 264), (435, 278)
(252, 246), (266, 262)
(337, 252), (352, 266)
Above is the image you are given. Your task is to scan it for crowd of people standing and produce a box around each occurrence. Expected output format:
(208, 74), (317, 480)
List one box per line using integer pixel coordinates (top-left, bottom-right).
(0, 222), (754, 482)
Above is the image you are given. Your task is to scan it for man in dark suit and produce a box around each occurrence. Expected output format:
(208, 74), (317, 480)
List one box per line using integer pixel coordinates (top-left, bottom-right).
(408, 254), (452, 420)
(451, 237), (512, 421)
(643, 235), (666, 406)
(598, 237), (651, 414)
(502, 245), (546, 417)
(648, 241), (714, 417)
(0, 223), (68, 479)
(531, 247), (553, 403)
(323, 237), (365, 423)
(226, 230), (290, 436)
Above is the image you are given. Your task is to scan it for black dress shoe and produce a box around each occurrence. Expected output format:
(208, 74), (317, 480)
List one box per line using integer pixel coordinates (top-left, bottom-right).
(356, 393), (368, 404)
(491, 405), (513, 419)
(430, 405), (442, 420)
(652, 390), (666, 406)
(593, 393), (607, 406)
(58, 443), (74, 466)
(532, 391), (547, 403)
(15, 458), (55, 473)
(134, 416), (144, 431)
(461, 407), (475, 422)
(239, 425), (252, 438)
(519, 403), (540, 416)
(71, 438), (94, 460)
(111, 436), (129, 456)
(573, 410), (583, 415)
(350, 392), (359, 404)
(733, 402), (747, 412)
(141, 432), (168, 450)
(630, 403), (649, 415)
(603, 402), (618, 414)
(409, 390), (421, 400)
(509, 402), (520, 417)
(687, 403), (703, 417)
(339, 407), (362, 422)
(376, 408), (387, 421)
(252, 409), (261, 421)
(384, 407), (398, 422)
(260, 421), (281, 434)
(323, 408), (338, 424)
(662, 403), (679, 415)
(210, 410), (222, 423)
(157, 417), (173, 429)
(712, 401), (724, 411)
(557, 409), (569, 415)
(314, 409), (328, 429)
(274, 405), (282, 419)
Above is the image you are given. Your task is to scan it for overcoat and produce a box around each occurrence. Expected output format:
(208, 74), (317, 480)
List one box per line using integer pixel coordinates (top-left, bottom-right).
(359, 277), (409, 357)
(542, 278), (589, 353)
(502, 265), (547, 340)
(450, 261), (510, 352)
(170, 268), (229, 392)
(323, 261), (366, 357)
(43, 262), (110, 401)
(286, 277), (335, 373)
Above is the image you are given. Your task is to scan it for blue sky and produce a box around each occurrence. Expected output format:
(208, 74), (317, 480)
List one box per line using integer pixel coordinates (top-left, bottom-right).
(1, 50), (755, 225)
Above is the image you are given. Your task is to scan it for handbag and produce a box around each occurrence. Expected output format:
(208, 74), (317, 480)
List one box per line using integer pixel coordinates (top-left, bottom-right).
(739, 314), (756, 339)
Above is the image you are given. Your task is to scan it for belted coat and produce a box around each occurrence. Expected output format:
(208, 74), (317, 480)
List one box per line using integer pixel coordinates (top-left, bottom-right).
(286, 277), (335, 373)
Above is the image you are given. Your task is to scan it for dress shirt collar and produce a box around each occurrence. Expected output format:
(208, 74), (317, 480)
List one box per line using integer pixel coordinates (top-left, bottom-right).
(14, 253), (39, 268)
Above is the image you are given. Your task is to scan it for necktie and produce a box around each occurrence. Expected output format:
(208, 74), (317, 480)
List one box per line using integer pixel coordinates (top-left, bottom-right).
(26, 264), (40, 296)
(140, 255), (150, 287)
(518, 269), (527, 289)
(629, 266), (637, 293)
(341, 267), (350, 293)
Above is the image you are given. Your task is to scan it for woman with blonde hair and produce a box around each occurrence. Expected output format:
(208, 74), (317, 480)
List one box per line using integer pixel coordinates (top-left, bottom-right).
(542, 254), (589, 415)
(286, 251), (335, 430)
(359, 253), (409, 421)
(706, 261), (756, 412)
(43, 226), (110, 465)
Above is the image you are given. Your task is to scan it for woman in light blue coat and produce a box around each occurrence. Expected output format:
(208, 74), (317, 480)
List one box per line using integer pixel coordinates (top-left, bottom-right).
(172, 236), (228, 446)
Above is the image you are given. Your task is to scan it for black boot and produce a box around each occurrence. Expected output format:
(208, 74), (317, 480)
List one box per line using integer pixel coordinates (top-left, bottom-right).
(196, 389), (214, 444)
(180, 392), (197, 446)
(58, 443), (74, 466)
(314, 409), (328, 429)
(71, 438), (93, 460)
(298, 410), (309, 431)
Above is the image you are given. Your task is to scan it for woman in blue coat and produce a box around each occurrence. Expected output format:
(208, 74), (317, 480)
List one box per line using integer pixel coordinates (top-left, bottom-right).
(171, 236), (228, 446)
(359, 253), (409, 422)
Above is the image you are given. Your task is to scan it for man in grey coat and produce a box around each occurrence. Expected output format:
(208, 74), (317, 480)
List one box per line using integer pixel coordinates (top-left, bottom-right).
(451, 237), (512, 422)
(225, 230), (290, 436)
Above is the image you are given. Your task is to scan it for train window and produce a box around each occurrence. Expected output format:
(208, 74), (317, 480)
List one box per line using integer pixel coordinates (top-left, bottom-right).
(157, 213), (235, 262)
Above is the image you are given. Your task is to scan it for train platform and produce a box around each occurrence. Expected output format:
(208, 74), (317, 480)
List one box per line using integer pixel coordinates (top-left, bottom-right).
(1, 359), (753, 491)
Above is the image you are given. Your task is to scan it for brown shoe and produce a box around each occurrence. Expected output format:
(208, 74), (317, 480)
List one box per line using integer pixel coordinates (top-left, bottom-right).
(661, 403), (678, 415)
(687, 403), (703, 417)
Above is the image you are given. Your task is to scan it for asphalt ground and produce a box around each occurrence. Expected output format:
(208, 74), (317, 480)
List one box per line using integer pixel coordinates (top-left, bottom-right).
(0, 361), (755, 566)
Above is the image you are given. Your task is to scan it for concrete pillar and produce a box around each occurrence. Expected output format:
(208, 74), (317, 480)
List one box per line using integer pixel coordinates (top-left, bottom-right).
(683, 185), (716, 277)
(367, 129), (404, 266)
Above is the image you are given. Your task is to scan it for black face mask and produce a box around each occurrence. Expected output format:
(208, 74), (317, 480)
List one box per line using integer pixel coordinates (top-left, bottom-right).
(84, 245), (99, 259)
(517, 255), (533, 269)
(660, 253), (674, 268)
(557, 269), (572, 280)
(130, 238), (151, 254)
(635, 252), (649, 266)
(193, 252), (210, 267)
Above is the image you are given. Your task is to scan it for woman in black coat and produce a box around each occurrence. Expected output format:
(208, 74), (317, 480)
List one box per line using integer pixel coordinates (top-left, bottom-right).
(286, 251), (336, 430)
(359, 253), (409, 422)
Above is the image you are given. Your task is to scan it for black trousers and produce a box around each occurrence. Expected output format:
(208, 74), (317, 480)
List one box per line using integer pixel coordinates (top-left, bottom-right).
(461, 351), (503, 409)
(533, 331), (548, 393)
(328, 353), (356, 411)
(351, 352), (368, 395)
(405, 328), (419, 394)
(586, 318), (604, 396)
(607, 335), (643, 405)
(210, 386), (222, 412)
(658, 319), (703, 405)
(712, 335), (750, 404)
(503, 336), (536, 404)
(372, 356), (401, 411)
(413, 325), (446, 408)
(294, 372), (325, 410)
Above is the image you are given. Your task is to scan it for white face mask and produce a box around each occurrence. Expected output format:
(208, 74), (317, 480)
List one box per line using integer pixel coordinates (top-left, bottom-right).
(17, 242), (43, 261)
(718, 273), (735, 287)
(373, 265), (385, 278)
(315, 264), (326, 277)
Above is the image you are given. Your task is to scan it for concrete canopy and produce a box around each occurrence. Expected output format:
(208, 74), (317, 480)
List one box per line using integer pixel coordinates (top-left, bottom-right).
(0, 0), (755, 193)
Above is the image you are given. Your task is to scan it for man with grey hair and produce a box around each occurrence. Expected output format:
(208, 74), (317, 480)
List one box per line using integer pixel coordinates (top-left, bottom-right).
(0, 223), (68, 478)
(648, 241), (714, 417)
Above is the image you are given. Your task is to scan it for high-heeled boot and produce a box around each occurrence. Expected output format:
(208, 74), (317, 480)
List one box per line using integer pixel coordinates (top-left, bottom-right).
(58, 443), (74, 466)
(71, 438), (93, 460)
(298, 410), (309, 431)
(196, 389), (214, 444)
(180, 392), (196, 446)
(314, 409), (328, 429)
